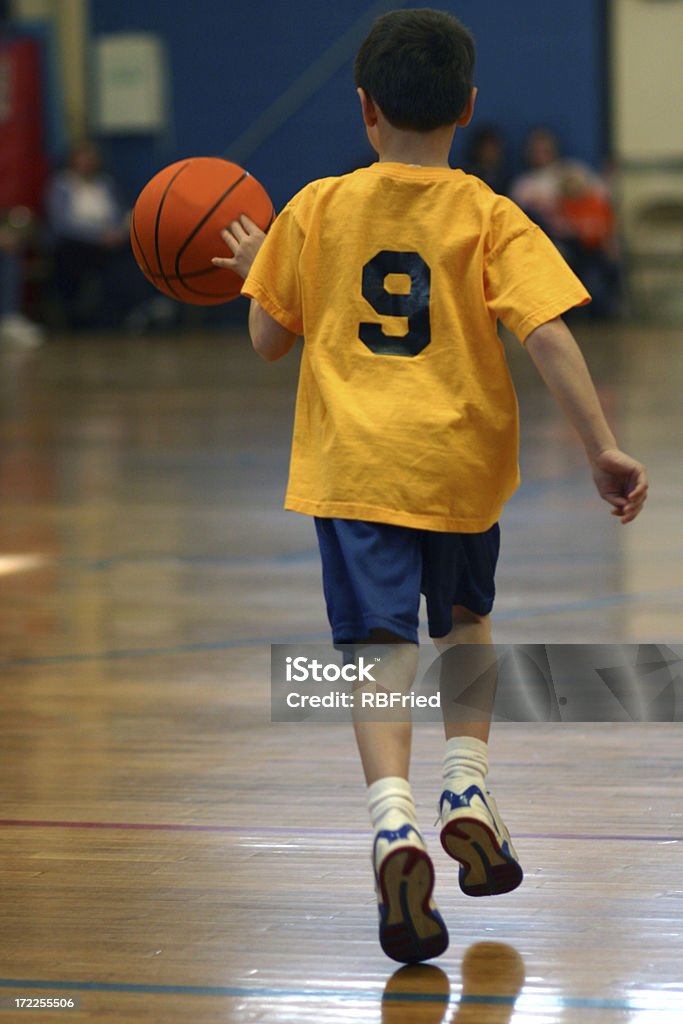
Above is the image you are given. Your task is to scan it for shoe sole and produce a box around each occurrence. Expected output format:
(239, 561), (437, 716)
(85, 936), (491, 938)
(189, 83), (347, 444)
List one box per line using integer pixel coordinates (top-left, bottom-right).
(440, 818), (523, 897)
(377, 846), (449, 963)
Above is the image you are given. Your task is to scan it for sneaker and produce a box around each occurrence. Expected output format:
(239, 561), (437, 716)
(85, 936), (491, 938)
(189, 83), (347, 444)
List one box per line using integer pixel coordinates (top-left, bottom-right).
(439, 784), (523, 897)
(373, 822), (449, 963)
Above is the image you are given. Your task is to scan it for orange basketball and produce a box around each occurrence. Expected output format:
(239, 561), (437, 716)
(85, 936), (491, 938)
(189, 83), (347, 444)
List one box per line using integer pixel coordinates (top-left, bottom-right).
(130, 157), (275, 305)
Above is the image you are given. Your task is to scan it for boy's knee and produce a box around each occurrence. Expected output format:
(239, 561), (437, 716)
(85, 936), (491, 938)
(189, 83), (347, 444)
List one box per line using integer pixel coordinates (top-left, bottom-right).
(452, 604), (490, 626)
(433, 605), (492, 647)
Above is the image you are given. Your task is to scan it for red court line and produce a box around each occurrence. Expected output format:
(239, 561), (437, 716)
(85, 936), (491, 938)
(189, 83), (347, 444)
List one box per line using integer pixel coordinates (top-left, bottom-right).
(0, 819), (680, 842)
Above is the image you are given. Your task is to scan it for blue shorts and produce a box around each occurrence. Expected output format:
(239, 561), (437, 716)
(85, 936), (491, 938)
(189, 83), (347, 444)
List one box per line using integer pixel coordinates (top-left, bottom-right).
(314, 518), (500, 645)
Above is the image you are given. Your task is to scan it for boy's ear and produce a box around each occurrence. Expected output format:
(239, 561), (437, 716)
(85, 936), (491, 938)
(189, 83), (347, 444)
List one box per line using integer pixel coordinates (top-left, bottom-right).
(456, 86), (478, 128)
(357, 87), (378, 128)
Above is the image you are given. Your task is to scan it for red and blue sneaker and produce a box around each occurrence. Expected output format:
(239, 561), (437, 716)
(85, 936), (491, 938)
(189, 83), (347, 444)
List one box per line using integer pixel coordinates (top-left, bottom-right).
(373, 823), (449, 963)
(439, 784), (523, 897)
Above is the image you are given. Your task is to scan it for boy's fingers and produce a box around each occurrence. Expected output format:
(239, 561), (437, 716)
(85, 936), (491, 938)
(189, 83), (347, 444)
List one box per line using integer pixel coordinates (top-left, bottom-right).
(614, 492), (647, 523)
(220, 228), (238, 252)
(239, 214), (260, 231)
(228, 219), (249, 241)
(211, 256), (235, 268)
(627, 476), (648, 501)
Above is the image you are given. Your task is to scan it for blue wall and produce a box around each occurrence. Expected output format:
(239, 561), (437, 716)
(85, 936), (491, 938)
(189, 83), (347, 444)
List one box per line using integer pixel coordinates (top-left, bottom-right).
(89, 0), (606, 211)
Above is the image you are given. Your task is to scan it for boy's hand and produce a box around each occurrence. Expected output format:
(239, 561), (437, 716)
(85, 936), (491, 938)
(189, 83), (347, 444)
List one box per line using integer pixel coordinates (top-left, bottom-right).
(590, 448), (648, 524)
(211, 214), (265, 280)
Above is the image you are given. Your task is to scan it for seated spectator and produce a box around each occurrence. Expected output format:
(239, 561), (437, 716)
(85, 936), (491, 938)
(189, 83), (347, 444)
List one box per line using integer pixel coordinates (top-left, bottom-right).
(557, 167), (621, 319)
(510, 128), (606, 235)
(45, 139), (162, 330)
(463, 125), (510, 195)
(510, 129), (620, 317)
(559, 168), (615, 251)
(0, 208), (44, 348)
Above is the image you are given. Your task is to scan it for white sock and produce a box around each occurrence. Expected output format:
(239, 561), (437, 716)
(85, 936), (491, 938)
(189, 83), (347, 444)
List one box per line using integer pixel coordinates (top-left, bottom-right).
(442, 736), (489, 789)
(367, 776), (418, 832)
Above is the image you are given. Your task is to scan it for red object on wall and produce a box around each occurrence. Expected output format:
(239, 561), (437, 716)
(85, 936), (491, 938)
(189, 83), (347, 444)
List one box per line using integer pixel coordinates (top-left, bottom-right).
(0, 36), (49, 212)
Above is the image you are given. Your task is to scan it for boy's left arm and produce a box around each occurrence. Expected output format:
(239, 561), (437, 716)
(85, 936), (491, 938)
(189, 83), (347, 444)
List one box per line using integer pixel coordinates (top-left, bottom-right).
(525, 316), (648, 524)
(212, 215), (297, 362)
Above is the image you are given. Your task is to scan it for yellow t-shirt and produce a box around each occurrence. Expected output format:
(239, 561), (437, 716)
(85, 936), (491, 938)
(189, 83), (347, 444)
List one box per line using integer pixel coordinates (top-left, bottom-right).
(242, 162), (589, 532)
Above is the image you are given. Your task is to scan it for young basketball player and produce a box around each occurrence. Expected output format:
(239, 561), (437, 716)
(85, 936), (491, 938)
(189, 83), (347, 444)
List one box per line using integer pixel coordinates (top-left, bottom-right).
(212, 9), (648, 963)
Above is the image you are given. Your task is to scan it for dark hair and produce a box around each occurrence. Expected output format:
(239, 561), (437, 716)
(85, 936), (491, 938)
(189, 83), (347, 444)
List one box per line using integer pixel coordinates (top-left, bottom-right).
(354, 8), (475, 132)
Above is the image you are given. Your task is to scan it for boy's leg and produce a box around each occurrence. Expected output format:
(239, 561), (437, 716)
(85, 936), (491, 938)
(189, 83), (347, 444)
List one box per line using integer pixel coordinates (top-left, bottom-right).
(434, 604), (495, 744)
(353, 628), (449, 963)
(434, 605), (523, 897)
(313, 518), (449, 962)
(352, 628), (416, 784)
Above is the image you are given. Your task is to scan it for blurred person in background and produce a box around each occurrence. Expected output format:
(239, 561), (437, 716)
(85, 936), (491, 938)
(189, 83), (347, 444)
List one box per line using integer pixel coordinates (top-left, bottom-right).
(463, 125), (510, 195)
(510, 128), (605, 235)
(510, 128), (621, 317)
(557, 166), (621, 319)
(0, 206), (44, 347)
(45, 138), (128, 329)
(45, 138), (168, 331)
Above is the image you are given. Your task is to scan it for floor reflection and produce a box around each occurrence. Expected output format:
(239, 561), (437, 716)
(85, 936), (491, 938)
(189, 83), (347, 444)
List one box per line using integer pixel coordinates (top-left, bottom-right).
(381, 943), (526, 1024)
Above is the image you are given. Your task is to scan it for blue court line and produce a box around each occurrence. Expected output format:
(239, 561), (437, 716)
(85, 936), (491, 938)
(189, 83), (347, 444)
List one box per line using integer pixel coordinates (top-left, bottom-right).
(0, 632), (330, 669)
(71, 547), (667, 572)
(2, 584), (683, 670)
(495, 585), (683, 620)
(49, 545), (622, 574)
(0, 978), (680, 1011)
(81, 549), (318, 572)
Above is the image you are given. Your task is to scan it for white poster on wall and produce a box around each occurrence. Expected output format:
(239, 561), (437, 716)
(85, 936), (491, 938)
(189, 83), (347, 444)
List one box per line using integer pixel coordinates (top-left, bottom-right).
(612, 0), (683, 161)
(92, 32), (167, 133)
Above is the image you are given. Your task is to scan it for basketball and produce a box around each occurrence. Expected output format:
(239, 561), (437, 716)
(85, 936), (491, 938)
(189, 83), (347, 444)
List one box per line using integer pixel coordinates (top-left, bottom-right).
(130, 157), (275, 305)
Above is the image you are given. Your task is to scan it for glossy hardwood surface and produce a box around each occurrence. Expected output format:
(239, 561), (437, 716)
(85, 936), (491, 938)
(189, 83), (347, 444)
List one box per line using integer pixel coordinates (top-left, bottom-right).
(0, 323), (682, 1022)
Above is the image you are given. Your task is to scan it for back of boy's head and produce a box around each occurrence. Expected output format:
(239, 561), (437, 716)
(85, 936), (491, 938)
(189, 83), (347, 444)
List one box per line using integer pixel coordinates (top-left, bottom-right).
(354, 8), (475, 133)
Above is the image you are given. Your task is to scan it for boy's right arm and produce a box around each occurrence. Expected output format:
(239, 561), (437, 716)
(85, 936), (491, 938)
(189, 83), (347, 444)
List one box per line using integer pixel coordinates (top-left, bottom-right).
(524, 316), (648, 524)
(212, 215), (298, 362)
(248, 300), (297, 362)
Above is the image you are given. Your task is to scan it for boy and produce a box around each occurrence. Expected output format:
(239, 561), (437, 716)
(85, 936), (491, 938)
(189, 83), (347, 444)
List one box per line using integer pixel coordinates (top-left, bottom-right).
(212, 9), (648, 964)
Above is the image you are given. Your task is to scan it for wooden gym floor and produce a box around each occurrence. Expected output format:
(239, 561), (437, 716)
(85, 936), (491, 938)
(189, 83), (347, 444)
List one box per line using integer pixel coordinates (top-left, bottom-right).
(0, 321), (682, 1022)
